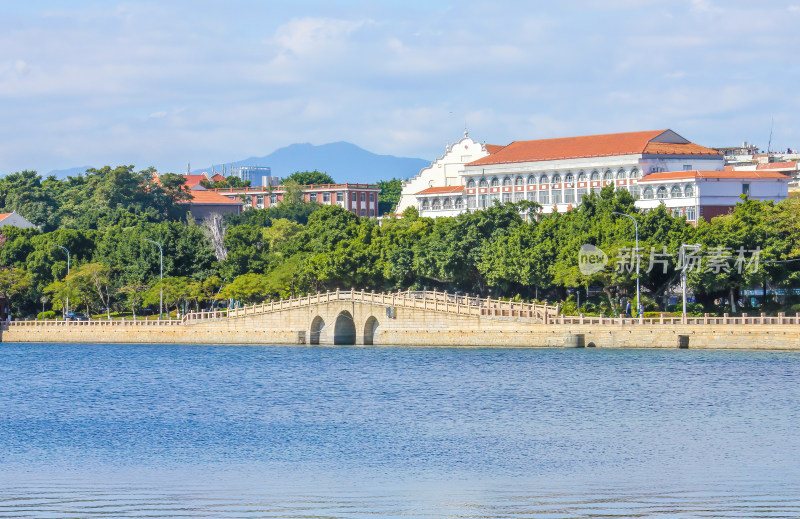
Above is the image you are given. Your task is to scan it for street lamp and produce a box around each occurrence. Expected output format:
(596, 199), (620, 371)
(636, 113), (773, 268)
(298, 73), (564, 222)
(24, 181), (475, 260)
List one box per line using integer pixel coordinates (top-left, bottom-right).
(144, 238), (163, 320)
(612, 211), (639, 315)
(680, 243), (702, 315)
(51, 244), (70, 316)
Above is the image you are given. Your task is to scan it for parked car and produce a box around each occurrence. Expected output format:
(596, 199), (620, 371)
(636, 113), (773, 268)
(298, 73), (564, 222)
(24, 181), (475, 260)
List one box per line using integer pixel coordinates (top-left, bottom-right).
(64, 312), (89, 321)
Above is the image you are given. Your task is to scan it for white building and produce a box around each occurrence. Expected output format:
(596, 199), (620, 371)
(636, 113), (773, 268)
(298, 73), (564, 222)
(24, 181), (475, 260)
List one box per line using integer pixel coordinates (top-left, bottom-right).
(0, 211), (36, 229)
(635, 170), (790, 223)
(395, 131), (500, 214)
(414, 129), (728, 219)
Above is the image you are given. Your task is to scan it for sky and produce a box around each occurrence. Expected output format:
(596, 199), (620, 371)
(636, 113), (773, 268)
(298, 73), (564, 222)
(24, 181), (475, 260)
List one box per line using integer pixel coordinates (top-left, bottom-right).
(2, 0), (799, 176)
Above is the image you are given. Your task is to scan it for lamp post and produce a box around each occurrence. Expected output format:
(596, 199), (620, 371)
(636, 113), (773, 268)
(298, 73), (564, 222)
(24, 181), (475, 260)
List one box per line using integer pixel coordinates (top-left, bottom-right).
(144, 238), (163, 320)
(612, 211), (639, 315)
(680, 244), (702, 315)
(51, 244), (70, 317)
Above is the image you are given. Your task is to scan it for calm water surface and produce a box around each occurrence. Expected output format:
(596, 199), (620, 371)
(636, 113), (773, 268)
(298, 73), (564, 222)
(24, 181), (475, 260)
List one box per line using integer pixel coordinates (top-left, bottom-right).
(0, 343), (798, 518)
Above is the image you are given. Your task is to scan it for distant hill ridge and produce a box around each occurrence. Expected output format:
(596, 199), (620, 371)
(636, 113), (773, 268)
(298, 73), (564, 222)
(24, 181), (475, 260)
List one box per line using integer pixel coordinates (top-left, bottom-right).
(194, 141), (429, 184)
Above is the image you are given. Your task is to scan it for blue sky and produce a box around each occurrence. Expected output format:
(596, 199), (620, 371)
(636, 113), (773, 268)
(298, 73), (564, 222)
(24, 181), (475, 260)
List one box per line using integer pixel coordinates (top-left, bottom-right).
(2, 0), (799, 175)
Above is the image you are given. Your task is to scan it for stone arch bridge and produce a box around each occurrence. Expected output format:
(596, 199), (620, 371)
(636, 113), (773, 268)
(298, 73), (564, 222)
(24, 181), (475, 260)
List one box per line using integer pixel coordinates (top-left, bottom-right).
(182, 289), (559, 346)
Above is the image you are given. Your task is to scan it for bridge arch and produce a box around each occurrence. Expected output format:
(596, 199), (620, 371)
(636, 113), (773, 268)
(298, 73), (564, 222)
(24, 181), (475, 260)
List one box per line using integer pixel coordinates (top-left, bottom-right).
(334, 311), (356, 345)
(310, 315), (325, 345)
(363, 316), (379, 345)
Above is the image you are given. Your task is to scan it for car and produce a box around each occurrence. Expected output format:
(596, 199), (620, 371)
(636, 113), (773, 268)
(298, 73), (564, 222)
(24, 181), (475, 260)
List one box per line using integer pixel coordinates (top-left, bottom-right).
(64, 312), (89, 321)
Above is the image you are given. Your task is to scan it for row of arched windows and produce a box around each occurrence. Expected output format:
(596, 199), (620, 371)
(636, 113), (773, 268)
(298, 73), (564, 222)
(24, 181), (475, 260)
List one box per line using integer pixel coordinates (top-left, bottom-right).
(641, 184), (695, 200)
(464, 168), (640, 189)
(420, 197), (465, 210)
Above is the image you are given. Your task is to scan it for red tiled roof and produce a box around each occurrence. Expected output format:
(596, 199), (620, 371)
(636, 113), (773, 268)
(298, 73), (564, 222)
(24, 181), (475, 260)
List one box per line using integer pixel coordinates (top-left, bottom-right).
(210, 173), (226, 182)
(415, 186), (465, 195)
(757, 161), (798, 170)
(183, 174), (208, 187)
(485, 144), (504, 154)
(466, 130), (720, 166)
(639, 170), (791, 182)
(186, 190), (243, 205)
(0, 213), (11, 221)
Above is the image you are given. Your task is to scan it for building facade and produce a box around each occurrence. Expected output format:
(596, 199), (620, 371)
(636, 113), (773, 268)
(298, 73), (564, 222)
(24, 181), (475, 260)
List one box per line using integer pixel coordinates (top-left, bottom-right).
(214, 183), (381, 217)
(229, 166), (279, 188)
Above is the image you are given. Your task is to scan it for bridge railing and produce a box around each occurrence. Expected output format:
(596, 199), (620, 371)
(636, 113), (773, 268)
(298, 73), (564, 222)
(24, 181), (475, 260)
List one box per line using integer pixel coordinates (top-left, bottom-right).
(2, 318), (184, 327)
(182, 289), (560, 323)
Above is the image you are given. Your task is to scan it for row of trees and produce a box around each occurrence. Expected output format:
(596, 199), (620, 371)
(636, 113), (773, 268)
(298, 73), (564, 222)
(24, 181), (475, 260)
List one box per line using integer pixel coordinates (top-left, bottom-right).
(1, 165), (799, 318)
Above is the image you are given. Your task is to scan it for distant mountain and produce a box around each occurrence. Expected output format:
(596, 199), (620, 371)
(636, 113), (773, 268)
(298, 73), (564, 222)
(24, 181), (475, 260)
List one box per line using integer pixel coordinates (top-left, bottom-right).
(44, 165), (94, 179)
(195, 142), (429, 184)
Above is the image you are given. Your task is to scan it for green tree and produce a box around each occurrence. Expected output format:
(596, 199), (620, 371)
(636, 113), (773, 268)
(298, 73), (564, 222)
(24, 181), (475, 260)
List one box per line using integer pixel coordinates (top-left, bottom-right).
(286, 170), (335, 185)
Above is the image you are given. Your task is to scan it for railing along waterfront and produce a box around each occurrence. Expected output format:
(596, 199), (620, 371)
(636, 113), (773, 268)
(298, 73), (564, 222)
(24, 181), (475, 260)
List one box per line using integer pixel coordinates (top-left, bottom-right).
(183, 289), (560, 323)
(3, 318), (183, 327)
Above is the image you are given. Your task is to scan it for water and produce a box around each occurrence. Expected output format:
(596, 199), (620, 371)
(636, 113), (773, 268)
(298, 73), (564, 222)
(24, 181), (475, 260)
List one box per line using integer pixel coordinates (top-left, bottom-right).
(0, 343), (798, 518)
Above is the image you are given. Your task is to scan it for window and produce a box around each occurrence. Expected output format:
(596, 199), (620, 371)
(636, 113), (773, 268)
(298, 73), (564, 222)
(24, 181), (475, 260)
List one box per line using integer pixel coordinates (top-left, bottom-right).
(617, 169), (627, 179)
(443, 198), (452, 209)
(686, 206), (696, 221)
(629, 185), (641, 199)
(467, 196), (476, 209)
(552, 174), (562, 184)
(490, 193), (500, 204)
(552, 190), (562, 204)
(671, 208), (682, 217)
(684, 184), (694, 197)
(370, 193), (374, 202)
(479, 178), (488, 188)
(671, 185), (682, 198)
(360, 209), (366, 217)
(630, 168), (640, 179)
(742, 183), (750, 196)
(369, 209), (373, 216)
(454, 198), (463, 209)
(565, 173), (574, 183)
(432, 198), (441, 210)
(527, 192), (536, 202)
(257, 195), (264, 206)
(323, 193), (330, 203)
(564, 189), (575, 203)
(337, 192), (344, 202)
(502, 176), (512, 187)
(421, 199), (429, 210)
(577, 188), (587, 203)
(466, 179), (475, 189)
(352, 193), (357, 201)
(479, 194), (488, 208)
(657, 186), (668, 199)
(270, 194), (277, 204)
(539, 175), (548, 185)
(651, 166), (665, 173)
(490, 177), (499, 187)
(578, 171), (587, 182)
(527, 175), (536, 185)
(502, 193), (511, 203)
(603, 170), (613, 181)
(515, 176), (524, 186)
(514, 192), (524, 202)
(643, 187), (654, 199)
(590, 171), (600, 181)
(361, 193), (365, 202)
(683, 165), (692, 171)
(309, 193), (317, 202)
(539, 190), (549, 204)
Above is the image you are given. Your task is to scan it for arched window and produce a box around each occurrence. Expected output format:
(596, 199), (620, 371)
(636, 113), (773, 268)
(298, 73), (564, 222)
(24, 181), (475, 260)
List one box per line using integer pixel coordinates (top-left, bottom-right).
(590, 171), (600, 181)
(630, 168), (640, 179)
(479, 178), (488, 188)
(552, 174), (562, 184)
(442, 198), (452, 209)
(565, 173), (574, 183)
(656, 186), (668, 199)
(515, 176), (524, 186)
(670, 185), (682, 198)
(539, 174), (548, 185)
(466, 179), (475, 189)
(603, 170), (613, 181)
(454, 197), (463, 209)
(578, 171), (587, 182)
(502, 176), (512, 186)
(617, 169), (627, 179)
(684, 184), (694, 197)
(490, 177), (499, 187)
(527, 175), (536, 185)
(643, 187), (654, 199)
(432, 198), (441, 210)
(421, 198), (430, 209)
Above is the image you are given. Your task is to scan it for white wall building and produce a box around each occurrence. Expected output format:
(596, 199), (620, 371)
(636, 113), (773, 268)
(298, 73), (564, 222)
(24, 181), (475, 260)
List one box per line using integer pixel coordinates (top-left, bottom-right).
(395, 131), (499, 214)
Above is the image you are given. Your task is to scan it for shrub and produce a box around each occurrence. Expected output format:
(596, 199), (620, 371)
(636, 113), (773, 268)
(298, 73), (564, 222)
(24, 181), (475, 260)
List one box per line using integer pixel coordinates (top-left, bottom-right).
(37, 311), (56, 320)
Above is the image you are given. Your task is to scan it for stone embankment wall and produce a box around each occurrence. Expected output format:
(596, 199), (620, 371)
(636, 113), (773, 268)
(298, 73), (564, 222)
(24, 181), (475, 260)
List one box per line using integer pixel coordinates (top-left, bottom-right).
(2, 299), (800, 350)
